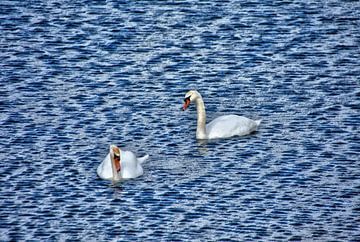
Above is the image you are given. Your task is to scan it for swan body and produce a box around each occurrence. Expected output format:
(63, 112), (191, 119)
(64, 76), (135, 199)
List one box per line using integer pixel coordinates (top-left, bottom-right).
(97, 145), (149, 181)
(183, 90), (261, 140)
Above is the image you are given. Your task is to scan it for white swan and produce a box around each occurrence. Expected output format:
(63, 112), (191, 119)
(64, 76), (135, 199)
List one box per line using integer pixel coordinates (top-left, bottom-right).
(97, 144), (149, 182)
(182, 90), (261, 140)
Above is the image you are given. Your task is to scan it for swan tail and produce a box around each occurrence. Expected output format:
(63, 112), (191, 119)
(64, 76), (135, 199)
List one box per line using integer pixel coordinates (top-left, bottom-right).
(138, 154), (149, 164)
(255, 119), (262, 127)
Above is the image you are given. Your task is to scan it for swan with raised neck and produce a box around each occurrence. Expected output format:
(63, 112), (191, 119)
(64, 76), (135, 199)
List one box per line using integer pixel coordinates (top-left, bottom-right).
(182, 90), (261, 140)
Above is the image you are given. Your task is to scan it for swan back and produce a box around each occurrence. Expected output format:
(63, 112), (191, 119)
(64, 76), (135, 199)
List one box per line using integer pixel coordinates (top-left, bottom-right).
(206, 115), (260, 139)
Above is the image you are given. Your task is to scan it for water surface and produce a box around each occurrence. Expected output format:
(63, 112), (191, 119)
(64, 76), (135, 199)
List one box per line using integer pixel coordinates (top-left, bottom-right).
(0, 0), (359, 241)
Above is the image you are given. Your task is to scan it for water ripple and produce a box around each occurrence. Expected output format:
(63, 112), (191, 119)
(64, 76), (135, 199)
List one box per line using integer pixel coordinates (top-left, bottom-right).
(1, 0), (359, 241)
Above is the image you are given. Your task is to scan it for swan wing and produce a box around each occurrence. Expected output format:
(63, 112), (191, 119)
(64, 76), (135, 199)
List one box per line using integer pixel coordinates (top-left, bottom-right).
(120, 151), (144, 179)
(206, 115), (259, 139)
(97, 154), (113, 180)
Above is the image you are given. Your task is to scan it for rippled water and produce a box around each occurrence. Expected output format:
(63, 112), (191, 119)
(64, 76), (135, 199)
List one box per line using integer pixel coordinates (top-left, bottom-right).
(1, 0), (359, 241)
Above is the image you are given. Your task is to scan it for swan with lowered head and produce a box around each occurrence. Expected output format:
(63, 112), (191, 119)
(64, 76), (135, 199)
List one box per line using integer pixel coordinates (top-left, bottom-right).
(182, 90), (261, 140)
(97, 144), (149, 182)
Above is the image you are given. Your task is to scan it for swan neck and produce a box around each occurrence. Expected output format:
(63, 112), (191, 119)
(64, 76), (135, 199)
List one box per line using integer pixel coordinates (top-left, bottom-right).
(110, 153), (120, 181)
(195, 97), (207, 139)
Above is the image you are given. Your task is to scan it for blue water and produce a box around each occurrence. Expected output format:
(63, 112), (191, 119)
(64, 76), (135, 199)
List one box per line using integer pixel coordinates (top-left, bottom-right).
(1, 0), (359, 241)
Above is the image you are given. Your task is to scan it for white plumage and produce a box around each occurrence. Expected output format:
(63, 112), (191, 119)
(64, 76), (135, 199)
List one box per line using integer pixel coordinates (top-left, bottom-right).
(183, 90), (261, 139)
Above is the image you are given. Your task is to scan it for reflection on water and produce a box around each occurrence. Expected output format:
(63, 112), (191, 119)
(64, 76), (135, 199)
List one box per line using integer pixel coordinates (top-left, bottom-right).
(197, 140), (210, 155)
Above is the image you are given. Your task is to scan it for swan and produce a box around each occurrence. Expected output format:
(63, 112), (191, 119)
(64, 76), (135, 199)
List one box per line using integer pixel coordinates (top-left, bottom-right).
(182, 90), (261, 140)
(97, 144), (149, 182)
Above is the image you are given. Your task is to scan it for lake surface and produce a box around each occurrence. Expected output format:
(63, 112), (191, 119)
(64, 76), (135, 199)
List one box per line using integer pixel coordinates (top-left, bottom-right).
(1, 0), (359, 241)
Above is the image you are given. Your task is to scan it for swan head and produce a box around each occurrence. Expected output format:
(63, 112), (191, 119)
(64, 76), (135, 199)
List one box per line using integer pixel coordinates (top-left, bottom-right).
(110, 144), (121, 181)
(182, 90), (201, 111)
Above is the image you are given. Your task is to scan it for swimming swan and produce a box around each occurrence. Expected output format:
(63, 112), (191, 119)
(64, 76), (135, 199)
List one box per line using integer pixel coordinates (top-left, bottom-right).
(97, 145), (149, 182)
(182, 90), (261, 139)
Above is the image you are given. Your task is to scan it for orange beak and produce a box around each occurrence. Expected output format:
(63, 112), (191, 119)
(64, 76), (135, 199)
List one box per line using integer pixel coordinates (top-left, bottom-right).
(182, 97), (191, 111)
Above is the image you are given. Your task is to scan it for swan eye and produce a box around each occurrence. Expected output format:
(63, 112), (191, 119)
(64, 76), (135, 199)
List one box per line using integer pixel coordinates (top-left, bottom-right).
(182, 96), (192, 111)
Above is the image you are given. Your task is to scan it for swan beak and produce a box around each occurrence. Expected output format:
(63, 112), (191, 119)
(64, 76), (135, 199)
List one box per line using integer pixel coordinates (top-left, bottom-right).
(182, 97), (191, 111)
